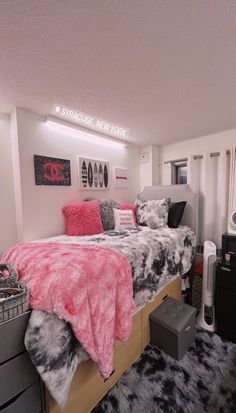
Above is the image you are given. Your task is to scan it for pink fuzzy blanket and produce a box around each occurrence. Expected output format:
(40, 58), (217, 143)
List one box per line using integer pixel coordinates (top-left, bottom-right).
(2, 242), (136, 378)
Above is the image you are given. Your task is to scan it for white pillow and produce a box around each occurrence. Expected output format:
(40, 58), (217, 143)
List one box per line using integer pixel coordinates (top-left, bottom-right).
(113, 209), (137, 230)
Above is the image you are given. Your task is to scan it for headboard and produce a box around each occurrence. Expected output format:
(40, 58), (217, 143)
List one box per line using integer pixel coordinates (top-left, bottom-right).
(139, 184), (198, 236)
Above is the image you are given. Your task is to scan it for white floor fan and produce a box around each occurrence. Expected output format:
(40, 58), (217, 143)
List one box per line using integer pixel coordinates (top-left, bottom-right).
(197, 240), (217, 332)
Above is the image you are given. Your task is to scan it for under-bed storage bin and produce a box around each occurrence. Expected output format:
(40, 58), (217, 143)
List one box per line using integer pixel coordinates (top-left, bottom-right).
(149, 297), (196, 360)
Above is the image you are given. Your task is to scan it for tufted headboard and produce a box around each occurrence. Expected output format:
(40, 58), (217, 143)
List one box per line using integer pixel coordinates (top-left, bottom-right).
(138, 184), (198, 236)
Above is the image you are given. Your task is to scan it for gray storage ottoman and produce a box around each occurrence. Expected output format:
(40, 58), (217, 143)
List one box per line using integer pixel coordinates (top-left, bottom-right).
(149, 297), (197, 360)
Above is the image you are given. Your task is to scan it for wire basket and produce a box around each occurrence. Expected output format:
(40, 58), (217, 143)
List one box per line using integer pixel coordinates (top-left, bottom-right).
(0, 264), (29, 323)
(0, 263), (18, 285)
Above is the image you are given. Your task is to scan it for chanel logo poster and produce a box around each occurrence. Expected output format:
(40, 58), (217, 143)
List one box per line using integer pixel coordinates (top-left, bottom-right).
(34, 155), (71, 186)
(78, 157), (109, 190)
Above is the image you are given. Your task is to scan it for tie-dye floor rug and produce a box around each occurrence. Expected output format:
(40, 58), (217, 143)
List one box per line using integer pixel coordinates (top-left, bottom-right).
(92, 329), (236, 413)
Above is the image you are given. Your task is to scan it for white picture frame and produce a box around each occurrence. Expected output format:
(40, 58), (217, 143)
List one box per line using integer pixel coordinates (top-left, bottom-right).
(114, 167), (128, 188)
(78, 157), (109, 190)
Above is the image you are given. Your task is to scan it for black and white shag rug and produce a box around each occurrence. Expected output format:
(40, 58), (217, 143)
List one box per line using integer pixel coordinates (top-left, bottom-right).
(92, 329), (236, 413)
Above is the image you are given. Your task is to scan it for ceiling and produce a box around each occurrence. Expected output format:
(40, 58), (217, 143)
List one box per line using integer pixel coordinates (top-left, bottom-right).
(0, 0), (236, 146)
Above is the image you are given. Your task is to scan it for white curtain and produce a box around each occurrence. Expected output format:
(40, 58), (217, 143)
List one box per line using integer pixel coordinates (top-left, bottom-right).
(188, 150), (230, 248)
(188, 154), (203, 245)
(228, 147), (236, 221)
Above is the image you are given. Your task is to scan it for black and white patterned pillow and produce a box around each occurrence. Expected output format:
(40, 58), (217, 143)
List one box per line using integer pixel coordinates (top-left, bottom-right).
(99, 200), (120, 230)
(135, 198), (171, 229)
(84, 198), (120, 230)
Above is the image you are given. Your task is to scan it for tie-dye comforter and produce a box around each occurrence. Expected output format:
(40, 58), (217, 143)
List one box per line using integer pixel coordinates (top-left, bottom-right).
(3, 226), (196, 406)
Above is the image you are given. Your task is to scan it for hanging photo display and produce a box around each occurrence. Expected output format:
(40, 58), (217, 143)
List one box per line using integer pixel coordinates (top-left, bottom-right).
(78, 157), (109, 190)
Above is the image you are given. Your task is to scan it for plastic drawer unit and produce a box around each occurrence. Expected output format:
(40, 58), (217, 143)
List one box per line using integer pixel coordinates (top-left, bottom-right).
(0, 311), (44, 413)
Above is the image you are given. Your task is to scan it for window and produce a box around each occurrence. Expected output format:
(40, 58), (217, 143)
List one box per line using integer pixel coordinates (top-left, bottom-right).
(171, 162), (187, 185)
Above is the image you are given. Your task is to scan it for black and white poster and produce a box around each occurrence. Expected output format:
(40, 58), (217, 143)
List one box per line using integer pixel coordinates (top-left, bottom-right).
(78, 157), (109, 190)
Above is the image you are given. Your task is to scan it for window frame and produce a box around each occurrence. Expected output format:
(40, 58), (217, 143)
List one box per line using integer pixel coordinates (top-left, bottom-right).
(171, 161), (188, 185)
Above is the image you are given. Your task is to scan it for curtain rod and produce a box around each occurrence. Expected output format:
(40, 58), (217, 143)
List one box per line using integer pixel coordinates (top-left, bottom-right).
(164, 150), (231, 164)
(164, 157), (188, 165)
(194, 150), (231, 160)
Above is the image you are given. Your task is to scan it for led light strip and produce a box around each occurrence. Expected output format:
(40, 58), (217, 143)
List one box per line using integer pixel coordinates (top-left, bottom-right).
(46, 116), (128, 149)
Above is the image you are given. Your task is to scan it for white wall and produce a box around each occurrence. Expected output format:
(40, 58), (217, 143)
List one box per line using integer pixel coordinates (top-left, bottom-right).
(13, 109), (140, 241)
(140, 145), (160, 190)
(160, 129), (236, 247)
(0, 114), (17, 255)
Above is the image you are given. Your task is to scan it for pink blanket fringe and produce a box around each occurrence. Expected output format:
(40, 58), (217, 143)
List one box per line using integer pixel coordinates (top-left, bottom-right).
(2, 242), (136, 378)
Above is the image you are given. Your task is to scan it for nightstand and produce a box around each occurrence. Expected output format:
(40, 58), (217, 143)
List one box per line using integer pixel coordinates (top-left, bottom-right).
(0, 311), (44, 413)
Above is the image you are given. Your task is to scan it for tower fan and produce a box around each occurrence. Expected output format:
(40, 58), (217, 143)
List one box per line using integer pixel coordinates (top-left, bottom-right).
(197, 240), (217, 332)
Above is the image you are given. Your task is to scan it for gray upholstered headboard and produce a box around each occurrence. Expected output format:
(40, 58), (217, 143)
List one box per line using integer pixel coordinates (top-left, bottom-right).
(139, 184), (198, 236)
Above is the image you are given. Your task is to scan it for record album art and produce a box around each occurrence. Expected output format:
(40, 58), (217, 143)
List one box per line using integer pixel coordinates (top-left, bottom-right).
(78, 157), (109, 190)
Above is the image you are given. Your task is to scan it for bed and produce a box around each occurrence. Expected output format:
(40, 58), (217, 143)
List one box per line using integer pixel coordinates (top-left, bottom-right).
(2, 184), (197, 413)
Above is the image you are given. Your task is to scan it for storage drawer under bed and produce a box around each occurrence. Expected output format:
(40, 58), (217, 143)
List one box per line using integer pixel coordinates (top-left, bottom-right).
(0, 349), (39, 406)
(0, 381), (42, 413)
(0, 311), (31, 364)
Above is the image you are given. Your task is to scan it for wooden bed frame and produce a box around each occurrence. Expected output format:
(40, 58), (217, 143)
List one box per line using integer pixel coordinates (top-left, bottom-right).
(47, 276), (181, 413)
(46, 185), (197, 413)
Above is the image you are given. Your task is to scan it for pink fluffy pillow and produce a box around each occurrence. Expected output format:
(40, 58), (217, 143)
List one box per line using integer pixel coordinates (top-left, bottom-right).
(62, 200), (103, 236)
(120, 203), (137, 223)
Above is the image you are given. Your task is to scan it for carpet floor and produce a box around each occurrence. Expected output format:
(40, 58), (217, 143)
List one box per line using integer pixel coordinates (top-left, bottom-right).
(92, 329), (236, 413)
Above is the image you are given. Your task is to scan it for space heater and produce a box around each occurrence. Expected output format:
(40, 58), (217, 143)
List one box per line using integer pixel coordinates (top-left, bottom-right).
(197, 241), (217, 332)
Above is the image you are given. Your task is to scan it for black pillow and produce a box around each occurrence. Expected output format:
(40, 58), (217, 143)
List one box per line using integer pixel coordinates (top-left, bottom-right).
(168, 201), (187, 228)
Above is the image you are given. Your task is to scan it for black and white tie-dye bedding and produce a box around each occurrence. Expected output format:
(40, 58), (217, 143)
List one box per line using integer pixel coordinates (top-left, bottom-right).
(25, 225), (196, 406)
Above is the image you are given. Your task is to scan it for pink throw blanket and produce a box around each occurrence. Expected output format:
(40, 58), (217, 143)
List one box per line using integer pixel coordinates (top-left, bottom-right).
(2, 242), (136, 378)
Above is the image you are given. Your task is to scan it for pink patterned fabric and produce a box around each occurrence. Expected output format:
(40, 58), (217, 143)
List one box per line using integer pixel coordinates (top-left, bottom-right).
(120, 203), (137, 223)
(2, 243), (135, 378)
(62, 200), (103, 236)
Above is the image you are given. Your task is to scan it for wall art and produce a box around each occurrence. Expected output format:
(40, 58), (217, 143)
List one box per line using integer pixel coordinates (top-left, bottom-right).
(34, 155), (71, 186)
(114, 167), (128, 188)
(78, 157), (109, 190)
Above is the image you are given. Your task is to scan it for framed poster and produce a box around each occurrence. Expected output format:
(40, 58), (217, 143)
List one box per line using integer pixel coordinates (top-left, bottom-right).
(114, 167), (128, 188)
(34, 155), (71, 186)
(78, 157), (109, 190)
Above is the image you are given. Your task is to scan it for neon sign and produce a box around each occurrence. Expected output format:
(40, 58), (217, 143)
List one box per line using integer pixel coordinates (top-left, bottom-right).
(52, 104), (129, 139)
